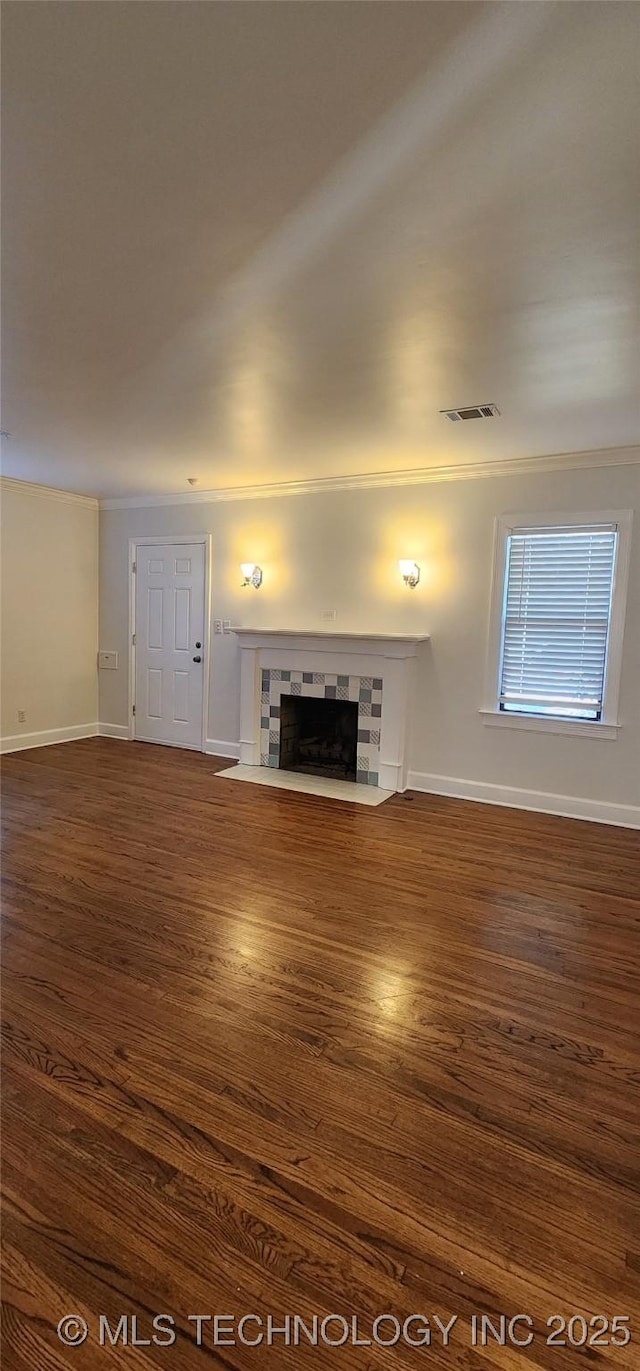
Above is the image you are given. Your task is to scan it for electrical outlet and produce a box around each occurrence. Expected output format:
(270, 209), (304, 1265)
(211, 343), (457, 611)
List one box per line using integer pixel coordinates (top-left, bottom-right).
(17, 709), (26, 723)
(98, 650), (118, 670)
(214, 619), (223, 635)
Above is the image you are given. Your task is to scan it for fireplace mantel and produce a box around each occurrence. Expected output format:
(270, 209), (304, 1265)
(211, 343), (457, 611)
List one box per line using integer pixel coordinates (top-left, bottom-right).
(233, 628), (427, 792)
(232, 628), (428, 658)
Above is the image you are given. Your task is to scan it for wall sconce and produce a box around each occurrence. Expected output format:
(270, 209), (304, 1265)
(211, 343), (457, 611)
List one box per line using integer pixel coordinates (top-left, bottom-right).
(398, 559), (420, 589)
(240, 562), (263, 589)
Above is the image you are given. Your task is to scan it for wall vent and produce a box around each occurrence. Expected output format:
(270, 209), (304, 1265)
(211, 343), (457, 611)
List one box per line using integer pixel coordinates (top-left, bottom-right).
(441, 404), (500, 421)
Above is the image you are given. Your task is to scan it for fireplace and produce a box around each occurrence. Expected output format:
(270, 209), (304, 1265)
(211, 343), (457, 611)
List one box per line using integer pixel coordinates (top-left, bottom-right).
(234, 628), (428, 791)
(279, 694), (358, 781)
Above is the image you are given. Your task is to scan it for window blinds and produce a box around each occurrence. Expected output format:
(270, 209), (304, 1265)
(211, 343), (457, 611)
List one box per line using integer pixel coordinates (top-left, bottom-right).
(499, 525), (617, 720)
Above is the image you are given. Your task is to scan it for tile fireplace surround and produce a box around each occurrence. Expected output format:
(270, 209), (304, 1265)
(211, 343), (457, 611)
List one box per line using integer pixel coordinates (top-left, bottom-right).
(233, 630), (428, 792)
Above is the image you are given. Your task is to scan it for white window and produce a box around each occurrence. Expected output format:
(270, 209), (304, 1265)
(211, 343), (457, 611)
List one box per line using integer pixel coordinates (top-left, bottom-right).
(483, 512), (632, 736)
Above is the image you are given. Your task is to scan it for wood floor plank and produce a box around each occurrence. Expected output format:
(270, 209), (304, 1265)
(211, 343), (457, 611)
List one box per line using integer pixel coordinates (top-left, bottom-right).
(1, 738), (639, 1369)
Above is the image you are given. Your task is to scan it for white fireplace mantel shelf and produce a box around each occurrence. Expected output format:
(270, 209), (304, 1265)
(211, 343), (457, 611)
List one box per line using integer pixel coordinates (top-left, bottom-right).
(232, 628), (428, 658)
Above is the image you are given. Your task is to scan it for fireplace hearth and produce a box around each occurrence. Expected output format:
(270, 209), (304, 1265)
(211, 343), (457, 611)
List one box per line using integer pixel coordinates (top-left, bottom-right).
(279, 694), (358, 781)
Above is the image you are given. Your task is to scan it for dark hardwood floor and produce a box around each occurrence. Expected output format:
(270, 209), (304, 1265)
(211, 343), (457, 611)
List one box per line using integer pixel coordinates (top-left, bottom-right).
(1, 738), (639, 1369)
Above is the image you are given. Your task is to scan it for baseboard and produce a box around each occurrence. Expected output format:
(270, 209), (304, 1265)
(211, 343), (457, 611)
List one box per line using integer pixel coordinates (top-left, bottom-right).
(95, 727), (239, 753)
(0, 723), (98, 755)
(407, 770), (640, 829)
(205, 738), (240, 760)
(98, 722), (130, 740)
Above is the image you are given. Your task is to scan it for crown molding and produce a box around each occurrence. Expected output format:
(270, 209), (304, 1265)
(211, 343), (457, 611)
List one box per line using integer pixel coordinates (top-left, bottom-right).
(2, 447), (637, 512)
(0, 476), (98, 509)
(100, 446), (640, 510)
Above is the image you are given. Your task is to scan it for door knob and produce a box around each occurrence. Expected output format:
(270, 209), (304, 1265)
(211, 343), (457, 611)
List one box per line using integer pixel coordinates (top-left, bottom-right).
(193, 655), (202, 663)
(195, 641), (202, 648)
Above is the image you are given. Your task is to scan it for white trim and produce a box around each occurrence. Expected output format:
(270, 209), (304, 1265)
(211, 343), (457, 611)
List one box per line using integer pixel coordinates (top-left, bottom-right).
(0, 476), (98, 509)
(204, 738), (241, 760)
(601, 512), (633, 724)
(128, 534), (212, 752)
(98, 722), (130, 740)
(4, 450), (639, 514)
(232, 628), (427, 655)
(0, 723), (98, 754)
(99, 446), (640, 509)
(132, 736), (202, 751)
(407, 770), (640, 829)
(479, 710), (619, 740)
(483, 508), (633, 731)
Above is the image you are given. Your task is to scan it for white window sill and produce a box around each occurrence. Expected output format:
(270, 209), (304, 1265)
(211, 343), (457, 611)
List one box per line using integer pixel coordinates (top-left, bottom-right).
(479, 710), (620, 739)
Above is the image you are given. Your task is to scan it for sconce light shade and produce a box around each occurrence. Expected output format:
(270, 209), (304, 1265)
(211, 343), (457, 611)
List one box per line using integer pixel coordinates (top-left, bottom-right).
(398, 559), (420, 589)
(240, 562), (263, 589)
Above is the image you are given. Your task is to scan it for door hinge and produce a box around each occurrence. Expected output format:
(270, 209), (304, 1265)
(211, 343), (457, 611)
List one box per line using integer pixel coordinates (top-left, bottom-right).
(132, 704), (136, 716)
(132, 561), (137, 573)
(132, 633), (136, 645)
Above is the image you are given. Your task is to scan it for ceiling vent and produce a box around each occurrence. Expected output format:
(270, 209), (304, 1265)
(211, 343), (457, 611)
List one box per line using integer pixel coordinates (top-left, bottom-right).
(441, 404), (500, 421)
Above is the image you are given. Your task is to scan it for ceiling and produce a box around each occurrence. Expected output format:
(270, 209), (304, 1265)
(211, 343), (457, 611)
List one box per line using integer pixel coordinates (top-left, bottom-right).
(2, 0), (639, 500)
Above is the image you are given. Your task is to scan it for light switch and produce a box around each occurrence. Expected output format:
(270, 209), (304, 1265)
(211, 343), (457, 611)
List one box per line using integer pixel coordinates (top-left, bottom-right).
(98, 650), (118, 670)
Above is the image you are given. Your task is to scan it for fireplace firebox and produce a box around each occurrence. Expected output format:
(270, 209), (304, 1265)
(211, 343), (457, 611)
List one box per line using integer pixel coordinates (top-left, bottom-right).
(279, 695), (358, 781)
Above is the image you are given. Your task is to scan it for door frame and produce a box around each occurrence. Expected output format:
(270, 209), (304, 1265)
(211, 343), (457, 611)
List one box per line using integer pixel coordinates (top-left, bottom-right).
(128, 533), (212, 750)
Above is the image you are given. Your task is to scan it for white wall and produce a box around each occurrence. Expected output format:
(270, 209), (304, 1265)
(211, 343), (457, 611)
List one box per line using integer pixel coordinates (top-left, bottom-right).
(99, 459), (640, 822)
(1, 481), (99, 749)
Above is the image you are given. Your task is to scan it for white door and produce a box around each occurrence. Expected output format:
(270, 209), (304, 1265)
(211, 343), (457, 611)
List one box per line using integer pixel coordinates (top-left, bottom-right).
(134, 542), (206, 749)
